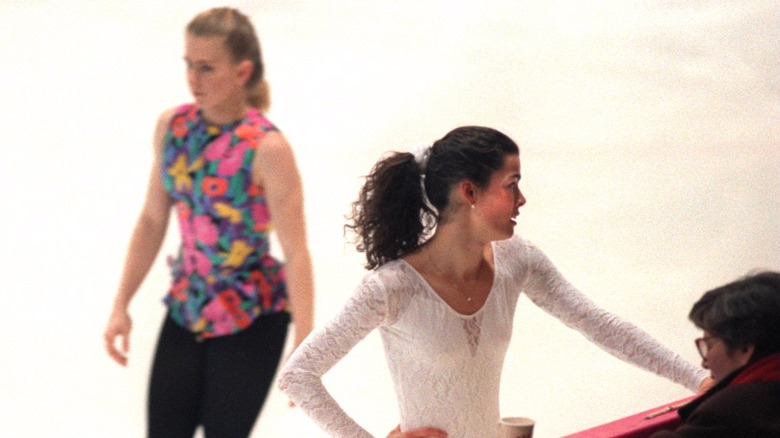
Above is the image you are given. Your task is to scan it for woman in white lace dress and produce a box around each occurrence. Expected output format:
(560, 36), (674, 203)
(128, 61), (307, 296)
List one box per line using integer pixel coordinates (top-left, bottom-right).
(278, 126), (710, 438)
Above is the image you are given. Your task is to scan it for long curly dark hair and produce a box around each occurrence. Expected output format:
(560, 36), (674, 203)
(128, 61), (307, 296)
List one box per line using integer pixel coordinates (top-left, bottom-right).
(346, 126), (519, 270)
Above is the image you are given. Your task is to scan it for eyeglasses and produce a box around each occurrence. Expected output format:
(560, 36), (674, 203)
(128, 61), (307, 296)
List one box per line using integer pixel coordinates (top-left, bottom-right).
(694, 336), (715, 359)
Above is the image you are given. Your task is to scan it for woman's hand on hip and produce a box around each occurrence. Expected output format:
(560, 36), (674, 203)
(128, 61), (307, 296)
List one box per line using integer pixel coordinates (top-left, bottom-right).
(387, 424), (447, 438)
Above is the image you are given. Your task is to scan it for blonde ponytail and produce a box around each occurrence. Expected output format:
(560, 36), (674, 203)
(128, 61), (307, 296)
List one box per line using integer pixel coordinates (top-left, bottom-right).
(248, 78), (271, 112)
(187, 8), (269, 111)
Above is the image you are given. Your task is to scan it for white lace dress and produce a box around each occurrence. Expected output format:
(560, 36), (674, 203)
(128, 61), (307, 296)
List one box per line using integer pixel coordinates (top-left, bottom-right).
(278, 236), (707, 437)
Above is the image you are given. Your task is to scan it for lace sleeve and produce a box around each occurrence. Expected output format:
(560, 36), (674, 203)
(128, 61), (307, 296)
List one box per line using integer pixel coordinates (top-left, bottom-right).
(278, 276), (389, 438)
(519, 243), (708, 392)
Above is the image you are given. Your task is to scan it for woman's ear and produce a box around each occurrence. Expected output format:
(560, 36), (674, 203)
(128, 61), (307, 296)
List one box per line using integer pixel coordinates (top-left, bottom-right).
(236, 59), (254, 86)
(457, 180), (478, 207)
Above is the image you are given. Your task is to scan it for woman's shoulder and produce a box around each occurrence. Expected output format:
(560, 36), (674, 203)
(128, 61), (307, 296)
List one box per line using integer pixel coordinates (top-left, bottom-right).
(155, 104), (195, 129)
(164, 103), (197, 120)
(151, 106), (191, 152)
(359, 260), (425, 322)
(359, 260), (426, 300)
(245, 108), (278, 132)
(493, 234), (541, 259)
(366, 259), (420, 287)
(240, 109), (281, 153)
(492, 235), (555, 279)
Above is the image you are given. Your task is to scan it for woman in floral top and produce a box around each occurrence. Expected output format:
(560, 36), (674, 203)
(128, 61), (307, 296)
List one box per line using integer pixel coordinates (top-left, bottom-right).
(103, 7), (314, 437)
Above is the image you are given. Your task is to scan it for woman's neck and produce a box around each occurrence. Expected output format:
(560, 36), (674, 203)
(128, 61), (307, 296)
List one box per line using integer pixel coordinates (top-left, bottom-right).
(200, 99), (249, 126)
(423, 228), (492, 280)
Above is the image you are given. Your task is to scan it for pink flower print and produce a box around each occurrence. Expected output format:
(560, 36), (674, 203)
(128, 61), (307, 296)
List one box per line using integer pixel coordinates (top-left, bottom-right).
(240, 279), (257, 300)
(251, 204), (270, 231)
(217, 141), (248, 176)
(203, 133), (231, 161)
(177, 207), (196, 249)
(193, 250), (212, 276)
(192, 215), (219, 246)
(182, 247), (195, 275)
(201, 298), (233, 335)
(182, 247), (212, 276)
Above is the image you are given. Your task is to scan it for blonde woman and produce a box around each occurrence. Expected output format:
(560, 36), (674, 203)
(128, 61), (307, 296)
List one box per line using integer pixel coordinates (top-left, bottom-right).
(103, 8), (313, 437)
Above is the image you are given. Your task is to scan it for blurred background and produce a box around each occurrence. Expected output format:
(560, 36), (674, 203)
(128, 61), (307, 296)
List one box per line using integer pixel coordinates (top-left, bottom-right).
(0, 1), (777, 436)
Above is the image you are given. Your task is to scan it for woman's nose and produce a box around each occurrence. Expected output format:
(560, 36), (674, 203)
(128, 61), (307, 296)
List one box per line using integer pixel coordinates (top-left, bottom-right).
(516, 191), (527, 207)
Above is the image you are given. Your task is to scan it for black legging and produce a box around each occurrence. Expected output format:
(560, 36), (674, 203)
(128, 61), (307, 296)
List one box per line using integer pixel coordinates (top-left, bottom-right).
(147, 311), (290, 438)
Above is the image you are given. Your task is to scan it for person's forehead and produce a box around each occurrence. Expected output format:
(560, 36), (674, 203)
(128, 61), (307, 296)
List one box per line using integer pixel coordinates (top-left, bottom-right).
(496, 155), (520, 176)
(185, 35), (228, 59)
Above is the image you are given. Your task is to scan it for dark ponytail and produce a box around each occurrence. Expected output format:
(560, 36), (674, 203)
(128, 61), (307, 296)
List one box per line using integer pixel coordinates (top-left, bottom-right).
(348, 126), (519, 270)
(346, 152), (435, 270)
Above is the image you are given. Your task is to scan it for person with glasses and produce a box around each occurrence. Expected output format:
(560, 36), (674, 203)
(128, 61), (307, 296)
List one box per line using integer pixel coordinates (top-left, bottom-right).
(651, 271), (780, 437)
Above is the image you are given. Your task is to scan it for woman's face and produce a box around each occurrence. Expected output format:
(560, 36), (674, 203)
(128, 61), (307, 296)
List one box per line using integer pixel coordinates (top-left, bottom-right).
(472, 154), (526, 240)
(184, 34), (248, 117)
(699, 332), (753, 382)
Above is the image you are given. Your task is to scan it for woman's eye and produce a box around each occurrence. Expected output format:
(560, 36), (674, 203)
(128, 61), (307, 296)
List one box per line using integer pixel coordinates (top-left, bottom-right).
(185, 62), (214, 73)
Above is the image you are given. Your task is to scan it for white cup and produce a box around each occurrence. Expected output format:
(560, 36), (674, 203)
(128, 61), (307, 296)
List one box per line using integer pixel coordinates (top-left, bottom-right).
(497, 416), (535, 438)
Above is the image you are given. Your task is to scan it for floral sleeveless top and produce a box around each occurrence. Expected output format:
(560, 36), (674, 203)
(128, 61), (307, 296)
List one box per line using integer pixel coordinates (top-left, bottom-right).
(161, 103), (288, 339)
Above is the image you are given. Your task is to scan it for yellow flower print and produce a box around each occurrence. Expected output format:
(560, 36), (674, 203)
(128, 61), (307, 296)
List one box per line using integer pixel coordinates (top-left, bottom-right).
(168, 154), (192, 192)
(206, 125), (221, 136)
(193, 318), (207, 332)
(189, 156), (204, 172)
(169, 155), (204, 192)
(222, 240), (254, 268)
(214, 203), (243, 223)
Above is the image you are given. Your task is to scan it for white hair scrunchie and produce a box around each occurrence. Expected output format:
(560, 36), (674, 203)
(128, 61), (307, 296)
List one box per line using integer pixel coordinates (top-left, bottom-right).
(410, 144), (430, 172)
(409, 144), (437, 213)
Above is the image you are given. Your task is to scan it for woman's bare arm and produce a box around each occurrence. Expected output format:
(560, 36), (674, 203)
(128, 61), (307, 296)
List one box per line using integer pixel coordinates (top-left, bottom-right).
(252, 130), (314, 349)
(104, 109), (174, 366)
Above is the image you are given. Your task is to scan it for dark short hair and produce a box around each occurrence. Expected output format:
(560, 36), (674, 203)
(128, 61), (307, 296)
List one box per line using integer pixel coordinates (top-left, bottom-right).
(689, 271), (780, 361)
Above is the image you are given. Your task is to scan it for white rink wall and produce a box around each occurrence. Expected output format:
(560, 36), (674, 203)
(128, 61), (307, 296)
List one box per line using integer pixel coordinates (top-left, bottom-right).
(0, 1), (778, 437)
